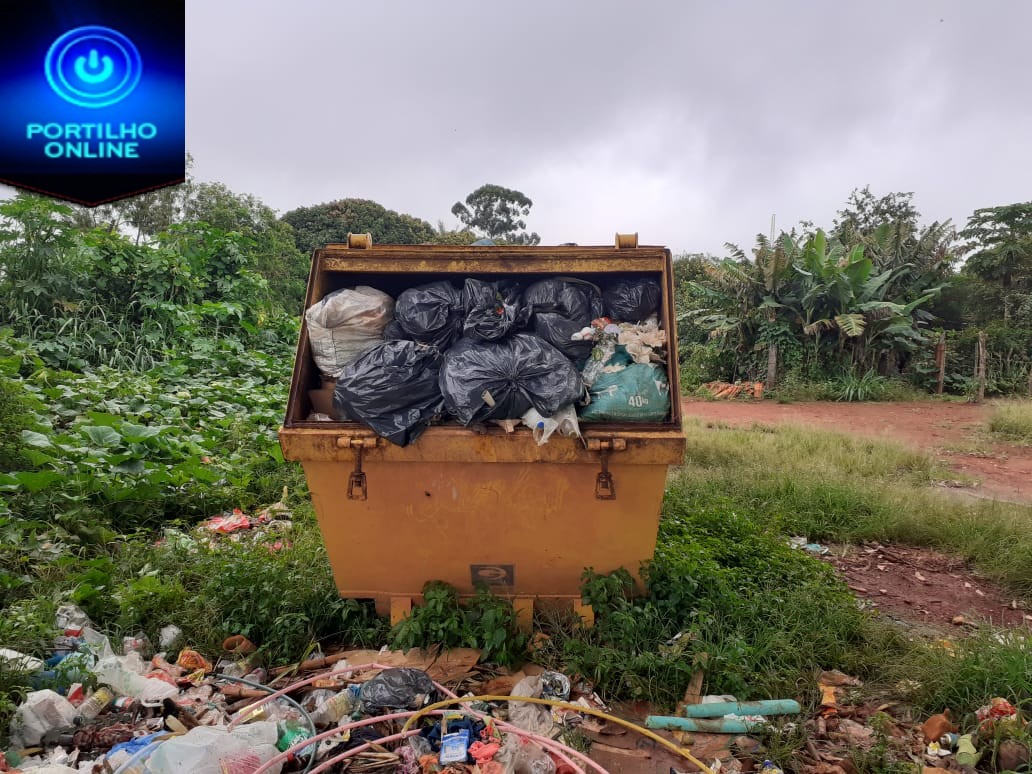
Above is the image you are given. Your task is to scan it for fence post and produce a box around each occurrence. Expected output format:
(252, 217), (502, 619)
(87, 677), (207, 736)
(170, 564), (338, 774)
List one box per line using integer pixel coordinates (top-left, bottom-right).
(976, 331), (987, 403)
(935, 330), (946, 395)
(1027, 363), (1032, 398)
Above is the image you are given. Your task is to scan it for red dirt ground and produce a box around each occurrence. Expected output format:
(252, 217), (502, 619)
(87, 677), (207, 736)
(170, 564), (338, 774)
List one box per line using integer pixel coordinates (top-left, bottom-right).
(822, 542), (1031, 631)
(681, 398), (1032, 629)
(682, 399), (1032, 504)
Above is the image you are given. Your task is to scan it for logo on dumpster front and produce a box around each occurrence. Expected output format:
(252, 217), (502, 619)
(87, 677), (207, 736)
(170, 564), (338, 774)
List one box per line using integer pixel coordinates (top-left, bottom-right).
(471, 564), (514, 587)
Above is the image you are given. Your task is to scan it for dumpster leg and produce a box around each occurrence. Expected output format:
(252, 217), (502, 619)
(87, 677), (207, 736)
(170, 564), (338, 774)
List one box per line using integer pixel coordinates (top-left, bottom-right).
(390, 596), (412, 626)
(513, 597), (534, 633)
(573, 601), (595, 628)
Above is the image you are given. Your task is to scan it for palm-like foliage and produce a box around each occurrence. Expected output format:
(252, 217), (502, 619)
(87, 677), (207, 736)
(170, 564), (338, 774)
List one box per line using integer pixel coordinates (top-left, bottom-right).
(688, 223), (948, 380)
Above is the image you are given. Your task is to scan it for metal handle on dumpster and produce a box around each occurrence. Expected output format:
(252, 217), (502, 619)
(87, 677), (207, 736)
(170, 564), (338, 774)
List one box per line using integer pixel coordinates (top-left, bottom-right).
(587, 438), (626, 499)
(336, 436), (379, 500)
(346, 232), (372, 249)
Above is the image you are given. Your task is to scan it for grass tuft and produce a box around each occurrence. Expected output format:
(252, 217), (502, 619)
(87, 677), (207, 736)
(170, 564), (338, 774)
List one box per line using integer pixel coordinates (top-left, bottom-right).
(678, 419), (1032, 594)
(989, 400), (1032, 444)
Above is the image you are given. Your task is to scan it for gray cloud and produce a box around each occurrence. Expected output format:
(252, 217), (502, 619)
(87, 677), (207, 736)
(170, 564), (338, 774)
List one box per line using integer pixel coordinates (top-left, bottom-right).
(9, 1), (1030, 256)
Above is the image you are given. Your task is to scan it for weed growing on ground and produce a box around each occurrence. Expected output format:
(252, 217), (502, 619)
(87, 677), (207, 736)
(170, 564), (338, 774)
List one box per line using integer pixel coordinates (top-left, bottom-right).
(988, 400), (1032, 444)
(390, 582), (529, 667)
(540, 494), (908, 707)
(848, 712), (913, 774)
(678, 419), (1032, 594)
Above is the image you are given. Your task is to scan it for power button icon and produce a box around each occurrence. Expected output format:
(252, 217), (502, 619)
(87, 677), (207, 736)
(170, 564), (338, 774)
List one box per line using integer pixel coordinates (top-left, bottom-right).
(45, 26), (142, 108)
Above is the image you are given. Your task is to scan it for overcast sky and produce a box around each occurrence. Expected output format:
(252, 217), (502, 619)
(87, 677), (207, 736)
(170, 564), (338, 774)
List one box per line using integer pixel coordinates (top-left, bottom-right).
(8, 1), (1032, 255)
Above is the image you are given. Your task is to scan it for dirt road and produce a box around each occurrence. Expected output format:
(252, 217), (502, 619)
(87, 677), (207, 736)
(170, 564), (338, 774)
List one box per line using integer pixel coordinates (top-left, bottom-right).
(682, 399), (1032, 503)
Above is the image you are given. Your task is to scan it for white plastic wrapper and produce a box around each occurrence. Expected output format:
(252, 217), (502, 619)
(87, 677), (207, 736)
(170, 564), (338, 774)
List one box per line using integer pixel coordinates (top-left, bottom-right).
(145, 724), (283, 774)
(9, 690), (77, 747)
(521, 406), (583, 446)
(305, 286), (394, 379)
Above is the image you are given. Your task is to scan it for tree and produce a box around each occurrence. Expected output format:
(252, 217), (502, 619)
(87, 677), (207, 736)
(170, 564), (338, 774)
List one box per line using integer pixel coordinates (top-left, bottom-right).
(184, 182), (309, 312)
(281, 199), (436, 253)
(0, 193), (82, 315)
(429, 220), (478, 246)
(685, 231), (801, 384)
(451, 184), (540, 245)
(833, 187), (919, 245)
(960, 203), (1032, 322)
(68, 153), (195, 243)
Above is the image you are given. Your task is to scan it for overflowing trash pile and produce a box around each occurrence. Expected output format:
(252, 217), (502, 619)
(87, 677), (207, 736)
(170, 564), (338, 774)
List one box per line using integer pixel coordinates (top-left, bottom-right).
(2, 618), (709, 774)
(305, 276), (671, 445)
(6, 609), (1029, 774)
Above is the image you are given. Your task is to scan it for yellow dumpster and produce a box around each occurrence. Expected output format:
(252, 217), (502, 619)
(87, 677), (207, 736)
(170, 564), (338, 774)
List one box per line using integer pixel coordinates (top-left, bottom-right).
(279, 236), (686, 623)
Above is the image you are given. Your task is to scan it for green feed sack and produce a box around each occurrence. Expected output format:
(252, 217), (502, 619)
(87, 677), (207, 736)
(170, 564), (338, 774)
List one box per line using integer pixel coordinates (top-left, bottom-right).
(579, 362), (670, 422)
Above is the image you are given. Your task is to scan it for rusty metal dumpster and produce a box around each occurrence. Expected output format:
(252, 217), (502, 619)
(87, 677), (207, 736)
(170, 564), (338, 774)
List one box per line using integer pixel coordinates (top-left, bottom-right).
(279, 236), (686, 624)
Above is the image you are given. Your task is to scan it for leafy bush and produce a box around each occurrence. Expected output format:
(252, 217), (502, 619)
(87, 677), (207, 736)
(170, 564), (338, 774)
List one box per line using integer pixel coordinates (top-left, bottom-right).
(832, 370), (887, 401)
(391, 581), (529, 667)
(544, 495), (888, 706)
(0, 374), (32, 470)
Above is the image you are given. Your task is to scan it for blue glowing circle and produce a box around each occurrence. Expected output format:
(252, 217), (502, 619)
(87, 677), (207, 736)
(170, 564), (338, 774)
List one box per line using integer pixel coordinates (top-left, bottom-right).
(45, 26), (142, 108)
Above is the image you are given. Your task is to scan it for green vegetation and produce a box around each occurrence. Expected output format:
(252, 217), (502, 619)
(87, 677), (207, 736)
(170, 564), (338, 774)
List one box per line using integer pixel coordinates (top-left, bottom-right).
(2, 181), (1032, 752)
(450, 183), (541, 245)
(677, 188), (1032, 398)
(988, 401), (1032, 444)
(679, 419), (1032, 594)
(390, 582), (529, 667)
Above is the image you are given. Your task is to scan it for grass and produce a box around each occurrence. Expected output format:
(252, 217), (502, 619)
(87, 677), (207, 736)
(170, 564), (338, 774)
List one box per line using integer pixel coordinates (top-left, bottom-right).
(989, 400), (1032, 444)
(5, 349), (1032, 743)
(679, 419), (1032, 595)
(770, 374), (927, 404)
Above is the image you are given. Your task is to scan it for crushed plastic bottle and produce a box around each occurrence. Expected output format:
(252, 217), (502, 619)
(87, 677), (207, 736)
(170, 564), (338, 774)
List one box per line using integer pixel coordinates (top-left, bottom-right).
(310, 688), (362, 727)
(76, 687), (114, 720)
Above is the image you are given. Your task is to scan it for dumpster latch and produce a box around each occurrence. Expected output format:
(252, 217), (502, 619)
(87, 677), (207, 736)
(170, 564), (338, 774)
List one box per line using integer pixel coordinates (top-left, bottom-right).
(336, 437), (378, 500)
(587, 438), (626, 500)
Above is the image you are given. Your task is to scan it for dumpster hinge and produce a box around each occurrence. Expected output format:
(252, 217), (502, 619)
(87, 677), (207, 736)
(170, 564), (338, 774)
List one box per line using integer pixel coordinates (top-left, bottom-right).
(587, 438), (626, 500)
(336, 437), (378, 500)
(347, 446), (367, 500)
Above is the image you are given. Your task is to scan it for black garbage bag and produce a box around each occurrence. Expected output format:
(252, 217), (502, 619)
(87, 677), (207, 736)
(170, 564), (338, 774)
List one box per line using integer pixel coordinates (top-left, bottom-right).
(524, 278), (604, 361)
(462, 279), (528, 341)
(359, 668), (437, 711)
(604, 277), (662, 321)
(392, 281), (465, 350)
(439, 334), (585, 426)
(332, 341), (444, 447)
(381, 319), (406, 342)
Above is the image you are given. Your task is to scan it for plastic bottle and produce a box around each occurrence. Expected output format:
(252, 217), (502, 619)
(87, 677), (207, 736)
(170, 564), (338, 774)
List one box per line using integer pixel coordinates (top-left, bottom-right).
(310, 689), (361, 726)
(77, 687), (114, 720)
(277, 720), (315, 760)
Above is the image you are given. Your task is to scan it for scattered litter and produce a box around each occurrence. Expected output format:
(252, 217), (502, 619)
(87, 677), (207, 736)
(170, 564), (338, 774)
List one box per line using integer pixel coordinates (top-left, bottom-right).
(789, 536), (830, 555)
(921, 711), (956, 743)
(975, 696), (1019, 732)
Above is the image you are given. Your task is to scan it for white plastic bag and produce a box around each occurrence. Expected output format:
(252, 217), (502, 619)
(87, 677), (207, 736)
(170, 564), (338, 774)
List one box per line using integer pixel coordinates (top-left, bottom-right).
(0, 648), (44, 672)
(9, 689), (77, 747)
(92, 656), (179, 705)
(305, 286), (394, 379)
(145, 724), (282, 774)
(521, 405), (582, 446)
(507, 675), (556, 738)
